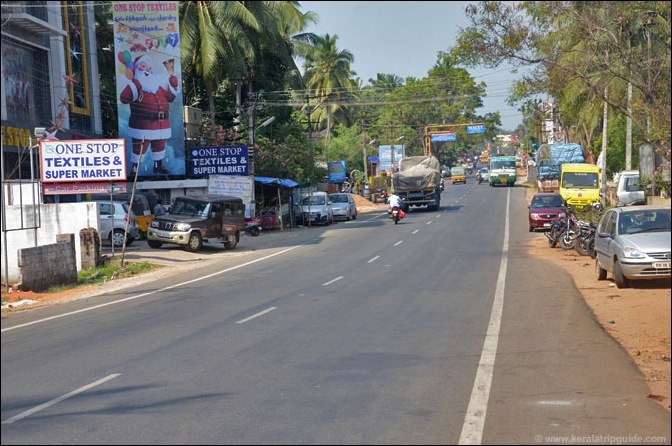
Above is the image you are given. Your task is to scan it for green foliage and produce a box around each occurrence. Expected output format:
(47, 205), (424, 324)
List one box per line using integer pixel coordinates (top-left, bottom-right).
(77, 261), (157, 287)
(640, 146), (671, 198)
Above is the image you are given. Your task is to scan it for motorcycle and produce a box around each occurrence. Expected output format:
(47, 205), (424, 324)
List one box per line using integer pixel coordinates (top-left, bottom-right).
(389, 205), (405, 224)
(440, 178), (445, 191)
(244, 216), (262, 236)
(478, 175), (484, 185)
(377, 188), (389, 204)
(574, 221), (598, 258)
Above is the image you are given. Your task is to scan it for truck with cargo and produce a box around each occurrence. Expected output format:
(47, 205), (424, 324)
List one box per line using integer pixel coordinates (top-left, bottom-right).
(535, 143), (588, 192)
(147, 194), (245, 252)
(391, 155), (441, 212)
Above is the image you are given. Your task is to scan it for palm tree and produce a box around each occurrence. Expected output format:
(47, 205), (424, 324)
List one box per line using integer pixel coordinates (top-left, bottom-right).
(301, 33), (355, 142)
(179, 1), (259, 120)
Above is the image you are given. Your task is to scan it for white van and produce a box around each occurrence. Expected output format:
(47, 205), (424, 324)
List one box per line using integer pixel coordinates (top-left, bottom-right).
(615, 170), (645, 207)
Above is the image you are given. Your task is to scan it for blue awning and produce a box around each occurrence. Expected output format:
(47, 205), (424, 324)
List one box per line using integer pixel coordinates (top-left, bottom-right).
(254, 176), (300, 189)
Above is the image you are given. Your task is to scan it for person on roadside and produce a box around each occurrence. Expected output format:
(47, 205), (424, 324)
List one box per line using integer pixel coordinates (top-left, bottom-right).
(154, 198), (166, 216)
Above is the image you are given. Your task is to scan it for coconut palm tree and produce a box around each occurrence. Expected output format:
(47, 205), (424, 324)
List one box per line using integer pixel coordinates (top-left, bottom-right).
(301, 33), (355, 142)
(180, 1), (259, 120)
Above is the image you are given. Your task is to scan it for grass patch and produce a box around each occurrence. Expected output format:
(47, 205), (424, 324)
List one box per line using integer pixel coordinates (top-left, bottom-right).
(77, 260), (159, 286)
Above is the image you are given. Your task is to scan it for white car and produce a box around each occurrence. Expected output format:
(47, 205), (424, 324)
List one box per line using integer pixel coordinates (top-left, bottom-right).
(329, 193), (357, 221)
(294, 192), (334, 226)
(94, 200), (140, 247)
(595, 206), (671, 288)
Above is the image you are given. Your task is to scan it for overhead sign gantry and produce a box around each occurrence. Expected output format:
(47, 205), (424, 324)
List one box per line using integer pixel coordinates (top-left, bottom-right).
(424, 122), (485, 155)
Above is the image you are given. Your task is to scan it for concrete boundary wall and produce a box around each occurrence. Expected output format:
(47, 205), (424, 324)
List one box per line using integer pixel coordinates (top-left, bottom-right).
(2, 202), (99, 286)
(17, 234), (78, 292)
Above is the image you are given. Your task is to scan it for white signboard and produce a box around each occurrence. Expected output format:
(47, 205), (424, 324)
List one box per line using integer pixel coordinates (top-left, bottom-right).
(40, 139), (127, 182)
(208, 175), (254, 218)
(379, 144), (405, 172)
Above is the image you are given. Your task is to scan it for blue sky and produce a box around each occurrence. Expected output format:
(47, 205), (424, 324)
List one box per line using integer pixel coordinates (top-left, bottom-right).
(298, 1), (527, 131)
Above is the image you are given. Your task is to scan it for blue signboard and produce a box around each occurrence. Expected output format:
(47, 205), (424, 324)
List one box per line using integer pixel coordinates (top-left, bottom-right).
(430, 133), (456, 142)
(466, 124), (485, 134)
(328, 160), (347, 184)
(190, 145), (249, 177)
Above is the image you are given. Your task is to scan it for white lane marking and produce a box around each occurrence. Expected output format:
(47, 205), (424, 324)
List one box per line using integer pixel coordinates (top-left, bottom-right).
(322, 276), (343, 286)
(537, 400), (573, 406)
(368, 256), (380, 263)
(2, 246), (300, 332)
(412, 229), (420, 234)
(458, 188), (510, 445)
(1, 374), (121, 424)
(236, 307), (276, 324)
(394, 241), (403, 246)
(426, 221), (432, 225)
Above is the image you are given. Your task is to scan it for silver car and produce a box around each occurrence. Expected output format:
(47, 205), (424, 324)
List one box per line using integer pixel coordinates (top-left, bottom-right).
(95, 200), (141, 247)
(329, 192), (357, 221)
(294, 192), (334, 226)
(594, 205), (671, 288)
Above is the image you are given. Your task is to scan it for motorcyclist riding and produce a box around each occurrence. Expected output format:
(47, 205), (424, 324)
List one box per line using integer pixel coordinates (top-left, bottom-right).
(387, 192), (402, 214)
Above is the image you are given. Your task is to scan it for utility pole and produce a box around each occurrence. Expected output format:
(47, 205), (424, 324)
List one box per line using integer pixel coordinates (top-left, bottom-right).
(361, 120), (368, 184)
(390, 125), (395, 173)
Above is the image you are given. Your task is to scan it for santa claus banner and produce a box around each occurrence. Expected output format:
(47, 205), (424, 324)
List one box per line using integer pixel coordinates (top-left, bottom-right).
(112, 1), (185, 178)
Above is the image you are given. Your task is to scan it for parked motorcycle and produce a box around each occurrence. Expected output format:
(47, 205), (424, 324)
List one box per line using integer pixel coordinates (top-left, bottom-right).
(545, 209), (572, 248)
(574, 221), (598, 258)
(557, 209), (582, 250)
(244, 216), (262, 236)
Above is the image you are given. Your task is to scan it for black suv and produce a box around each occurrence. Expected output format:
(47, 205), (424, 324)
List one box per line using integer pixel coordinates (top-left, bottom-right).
(147, 194), (245, 252)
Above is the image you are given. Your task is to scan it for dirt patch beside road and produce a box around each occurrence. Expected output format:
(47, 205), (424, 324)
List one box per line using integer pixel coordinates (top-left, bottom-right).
(522, 186), (670, 412)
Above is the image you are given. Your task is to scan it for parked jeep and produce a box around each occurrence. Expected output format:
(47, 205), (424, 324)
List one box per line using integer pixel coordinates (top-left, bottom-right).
(147, 194), (245, 252)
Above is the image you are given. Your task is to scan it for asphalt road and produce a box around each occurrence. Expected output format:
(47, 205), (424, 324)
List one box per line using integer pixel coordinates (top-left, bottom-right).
(2, 179), (670, 445)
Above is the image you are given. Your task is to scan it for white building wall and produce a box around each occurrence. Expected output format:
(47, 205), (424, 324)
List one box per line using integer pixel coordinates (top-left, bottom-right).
(1, 202), (99, 285)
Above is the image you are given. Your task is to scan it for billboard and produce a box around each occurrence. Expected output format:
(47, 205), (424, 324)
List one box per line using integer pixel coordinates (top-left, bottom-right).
(208, 175), (254, 219)
(113, 1), (185, 177)
(328, 160), (347, 184)
(378, 145), (405, 172)
(190, 145), (249, 177)
(40, 139), (126, 183)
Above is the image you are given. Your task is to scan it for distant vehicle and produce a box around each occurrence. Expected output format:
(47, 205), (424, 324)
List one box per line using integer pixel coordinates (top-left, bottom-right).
(595, 205), (671, 288)
(489, 155), (517, 186)
(559, 163), (601, 208)
(329, 192), (357, 221)
(478, 167), (489, 183)
(392, 155), (442, 212)
(94, 200), (140, 247)
(450, 166), (466, 184)
(614, 170), (645, 207)
(527, 192), (567, 232)
(294, 191), (334, 226)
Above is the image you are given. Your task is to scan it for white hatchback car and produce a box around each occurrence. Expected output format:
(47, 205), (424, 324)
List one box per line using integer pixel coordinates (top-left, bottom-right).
(95, 200), (141, 247)
(329, 192), (357, 221)
(294, 192), (334, 226)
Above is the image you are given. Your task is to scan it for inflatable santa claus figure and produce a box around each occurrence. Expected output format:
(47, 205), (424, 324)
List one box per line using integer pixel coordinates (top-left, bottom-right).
(120, 54), (179, 175)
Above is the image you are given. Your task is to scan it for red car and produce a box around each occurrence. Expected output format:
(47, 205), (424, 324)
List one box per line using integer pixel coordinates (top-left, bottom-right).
(528, 192), (567, 232)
